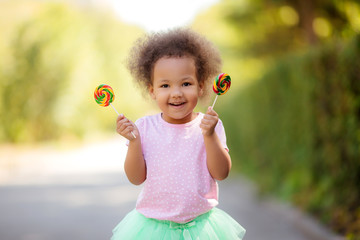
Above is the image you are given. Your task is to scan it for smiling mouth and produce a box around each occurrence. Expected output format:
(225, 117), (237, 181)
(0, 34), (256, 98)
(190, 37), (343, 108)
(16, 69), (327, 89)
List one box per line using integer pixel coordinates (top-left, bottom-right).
(169, 102), (186, 106)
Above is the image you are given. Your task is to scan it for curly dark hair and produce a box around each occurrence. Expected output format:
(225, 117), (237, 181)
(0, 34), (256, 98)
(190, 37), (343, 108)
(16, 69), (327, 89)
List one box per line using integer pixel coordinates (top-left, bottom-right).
(126, 28), (222, 98)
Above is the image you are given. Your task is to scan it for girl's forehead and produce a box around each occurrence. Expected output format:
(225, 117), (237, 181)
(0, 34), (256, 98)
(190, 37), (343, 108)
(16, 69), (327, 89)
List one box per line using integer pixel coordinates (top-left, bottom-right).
(150, 56), (198, 86)
(153, 57), (196, 75)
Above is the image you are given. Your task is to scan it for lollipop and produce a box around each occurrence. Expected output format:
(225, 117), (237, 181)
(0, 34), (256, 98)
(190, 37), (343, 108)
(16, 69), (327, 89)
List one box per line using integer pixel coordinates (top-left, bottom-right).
(211, 73), (231, 108)
(94, 84), (116, 106)
(94, 84), (136, 138)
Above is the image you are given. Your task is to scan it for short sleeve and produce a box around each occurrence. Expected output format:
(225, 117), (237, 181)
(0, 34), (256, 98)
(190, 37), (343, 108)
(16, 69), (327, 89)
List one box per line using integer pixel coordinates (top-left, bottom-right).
(215, 119), (229, 152)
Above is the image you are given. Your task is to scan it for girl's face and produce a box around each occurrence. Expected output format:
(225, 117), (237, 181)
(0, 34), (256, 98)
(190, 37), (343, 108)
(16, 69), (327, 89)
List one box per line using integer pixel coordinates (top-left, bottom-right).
(149, 56), (203, 124)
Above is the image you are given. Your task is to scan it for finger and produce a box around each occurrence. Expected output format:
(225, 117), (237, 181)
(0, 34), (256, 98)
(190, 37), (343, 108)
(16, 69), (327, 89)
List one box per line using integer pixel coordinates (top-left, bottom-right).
(119, 127), (135, 140)
(202, 116), (218, 127)
(206, 106), (214, 114)
(204, 113), (218, 121)
(201, 118), (212, 126)
(200, 124), (211, 132)
(117, 118), (131, 130)
(120, 126), (132, 135)
(125, 127), (136, 138)
(207, 107), (219, 116)
(203, 114), (218, 122)
(117, 117), (133, 127)
(124, 121), (138, 133)
(117, 120), (127, 132)
(117, 122), (133, 133)
(116, 114), (125, 122)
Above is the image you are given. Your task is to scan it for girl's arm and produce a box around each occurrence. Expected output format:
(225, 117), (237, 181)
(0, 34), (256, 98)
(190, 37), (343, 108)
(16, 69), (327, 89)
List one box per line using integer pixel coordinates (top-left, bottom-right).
(116, 115), (146, 185)
(200, 107), (232, 181)
(125, 138), (146, 185)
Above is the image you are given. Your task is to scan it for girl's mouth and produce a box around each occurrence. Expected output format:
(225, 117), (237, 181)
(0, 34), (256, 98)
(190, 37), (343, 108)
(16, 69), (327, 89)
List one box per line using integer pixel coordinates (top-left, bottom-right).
(169, 102), (185, 107)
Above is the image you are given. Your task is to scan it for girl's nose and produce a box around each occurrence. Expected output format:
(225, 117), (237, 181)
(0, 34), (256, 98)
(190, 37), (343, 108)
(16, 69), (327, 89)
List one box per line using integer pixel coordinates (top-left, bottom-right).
(170, 86), (183, 98)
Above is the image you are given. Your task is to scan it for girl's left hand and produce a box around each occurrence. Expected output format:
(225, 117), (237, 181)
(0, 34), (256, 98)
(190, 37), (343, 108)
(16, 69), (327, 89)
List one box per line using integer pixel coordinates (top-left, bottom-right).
(200, 106), (219, 136)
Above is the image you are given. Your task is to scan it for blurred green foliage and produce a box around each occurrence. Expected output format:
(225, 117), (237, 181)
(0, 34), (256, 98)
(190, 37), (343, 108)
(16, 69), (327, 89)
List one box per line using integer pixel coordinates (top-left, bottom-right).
(193, 0), (360, 238)
(219, 36), (360, 237)
(0, 1), (151, 143)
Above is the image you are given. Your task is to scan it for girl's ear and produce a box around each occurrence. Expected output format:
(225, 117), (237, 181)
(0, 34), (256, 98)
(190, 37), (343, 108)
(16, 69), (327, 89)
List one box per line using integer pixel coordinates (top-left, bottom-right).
(199, 82), (204, 96)
(148, 84), (156, 99)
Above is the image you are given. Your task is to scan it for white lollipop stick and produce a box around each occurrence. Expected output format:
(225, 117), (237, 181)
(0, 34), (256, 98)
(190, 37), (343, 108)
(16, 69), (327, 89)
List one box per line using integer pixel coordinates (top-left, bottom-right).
(110, 103), (136, 139)
(211, 95), (218, 109)
(110, 103), (120, 115)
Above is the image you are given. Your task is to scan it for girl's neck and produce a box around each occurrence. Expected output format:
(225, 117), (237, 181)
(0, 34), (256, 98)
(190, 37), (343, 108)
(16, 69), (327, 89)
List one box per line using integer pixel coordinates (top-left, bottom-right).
(161, 112), (198, 125)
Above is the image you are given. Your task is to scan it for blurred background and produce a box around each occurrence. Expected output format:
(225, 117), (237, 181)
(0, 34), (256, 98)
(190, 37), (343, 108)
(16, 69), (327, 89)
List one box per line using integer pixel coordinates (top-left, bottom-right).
(0, 0), (359, 239)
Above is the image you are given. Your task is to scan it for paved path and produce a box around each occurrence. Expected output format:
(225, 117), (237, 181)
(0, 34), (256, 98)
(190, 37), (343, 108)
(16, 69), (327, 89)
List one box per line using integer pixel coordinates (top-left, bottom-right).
(0, 138), (343, 240)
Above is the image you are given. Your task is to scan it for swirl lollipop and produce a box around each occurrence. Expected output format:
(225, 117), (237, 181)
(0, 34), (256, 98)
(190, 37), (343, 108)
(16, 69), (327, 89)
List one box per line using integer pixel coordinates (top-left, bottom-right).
(212, 73), (231, 108)
(94, 84), (116, 106)
(94, 84), (136, 138)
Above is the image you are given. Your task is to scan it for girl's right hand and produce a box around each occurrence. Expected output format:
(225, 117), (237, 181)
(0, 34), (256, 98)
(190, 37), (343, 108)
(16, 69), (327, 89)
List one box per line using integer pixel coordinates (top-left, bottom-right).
(116, 114), (138, 141)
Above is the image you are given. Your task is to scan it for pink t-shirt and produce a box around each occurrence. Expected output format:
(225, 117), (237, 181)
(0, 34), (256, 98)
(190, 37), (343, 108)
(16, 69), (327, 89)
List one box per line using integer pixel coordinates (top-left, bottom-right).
(133, 112), (228, 223)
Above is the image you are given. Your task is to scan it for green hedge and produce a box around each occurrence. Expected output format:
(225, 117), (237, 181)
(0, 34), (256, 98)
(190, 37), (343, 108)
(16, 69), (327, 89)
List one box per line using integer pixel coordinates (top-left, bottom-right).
(219, 35), (360, 238)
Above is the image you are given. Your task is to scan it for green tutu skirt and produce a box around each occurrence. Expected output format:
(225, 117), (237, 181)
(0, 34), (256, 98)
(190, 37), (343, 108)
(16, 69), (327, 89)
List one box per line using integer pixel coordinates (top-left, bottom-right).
(111, 208), (246, 240)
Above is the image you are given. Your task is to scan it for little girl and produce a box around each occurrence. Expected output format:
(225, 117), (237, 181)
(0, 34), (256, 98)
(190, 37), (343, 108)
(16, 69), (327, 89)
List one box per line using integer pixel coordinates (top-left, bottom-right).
(113, 28), (246, 239)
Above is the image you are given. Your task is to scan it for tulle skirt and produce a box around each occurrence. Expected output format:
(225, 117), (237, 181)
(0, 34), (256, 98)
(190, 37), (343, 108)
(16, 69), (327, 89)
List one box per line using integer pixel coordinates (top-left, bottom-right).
(111, 208), (246, 240)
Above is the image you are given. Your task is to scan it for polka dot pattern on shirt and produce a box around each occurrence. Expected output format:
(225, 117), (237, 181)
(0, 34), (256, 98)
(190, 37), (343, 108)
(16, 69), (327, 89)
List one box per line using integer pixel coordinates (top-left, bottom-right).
(134, 113), (228, 223)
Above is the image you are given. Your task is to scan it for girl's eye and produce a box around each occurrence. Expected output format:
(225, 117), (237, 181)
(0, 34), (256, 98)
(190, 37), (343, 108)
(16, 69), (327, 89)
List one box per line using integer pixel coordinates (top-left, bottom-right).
(183, 82), (191, 87)
(160, 84), (169, 88)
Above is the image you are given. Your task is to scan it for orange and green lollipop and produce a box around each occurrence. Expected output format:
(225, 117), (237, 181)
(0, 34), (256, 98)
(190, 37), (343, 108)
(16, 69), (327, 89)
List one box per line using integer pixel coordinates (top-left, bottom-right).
(94, 84), (115, 107)
(212, 73), (231, 108)
(94, 84), (136, 138)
